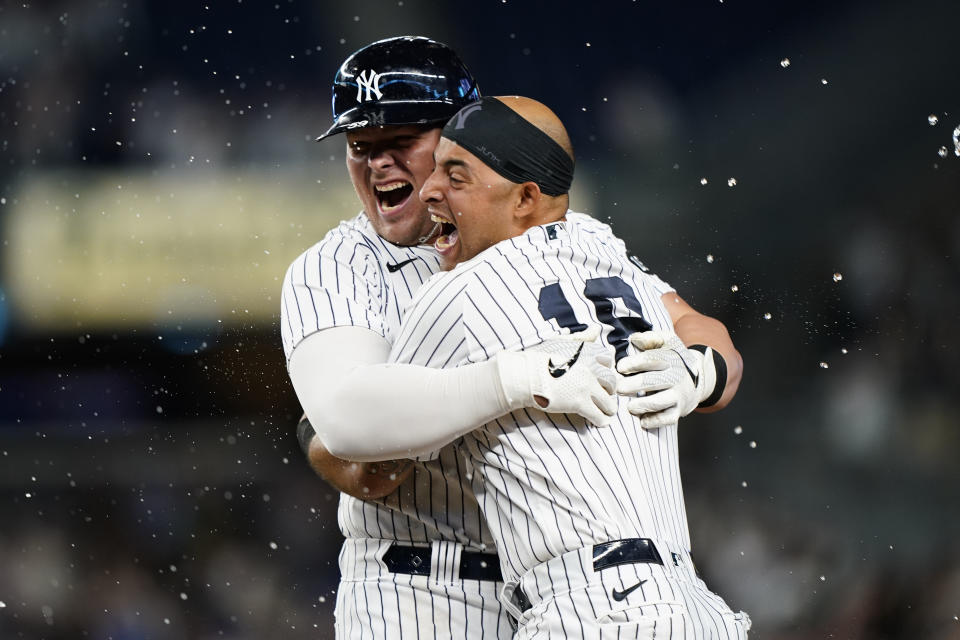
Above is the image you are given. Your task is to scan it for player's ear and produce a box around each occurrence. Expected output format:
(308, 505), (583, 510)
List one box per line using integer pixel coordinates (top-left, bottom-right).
(513, 181), (541, 222)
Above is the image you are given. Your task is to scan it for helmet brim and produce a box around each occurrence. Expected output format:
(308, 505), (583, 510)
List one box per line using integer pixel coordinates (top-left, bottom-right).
(315, 100), (464, 141)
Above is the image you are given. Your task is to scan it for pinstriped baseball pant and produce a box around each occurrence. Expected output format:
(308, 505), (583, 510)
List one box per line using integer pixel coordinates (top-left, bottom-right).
(334, 538), (513, 639)
(503, 540), (750, 639)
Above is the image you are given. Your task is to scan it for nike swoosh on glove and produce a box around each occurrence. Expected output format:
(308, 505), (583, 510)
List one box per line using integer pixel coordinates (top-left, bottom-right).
(495, 325), (618, 426)
(615, 330), (718, 429)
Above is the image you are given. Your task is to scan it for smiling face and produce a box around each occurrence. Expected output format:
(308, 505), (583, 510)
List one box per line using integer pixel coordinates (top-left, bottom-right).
(345, 125), (443, 246)
(419, 137), (524, 270)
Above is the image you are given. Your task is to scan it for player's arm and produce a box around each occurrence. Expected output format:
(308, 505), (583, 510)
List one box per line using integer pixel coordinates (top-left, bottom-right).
(616, 292), (743, 428)
(288, 324), (615, 463)
(661, 292), (742, 411)
(297, 415), (414, 499)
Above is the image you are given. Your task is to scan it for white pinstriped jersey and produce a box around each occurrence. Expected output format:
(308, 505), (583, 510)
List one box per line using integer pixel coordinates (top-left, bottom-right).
(388, 220), (684, 583)
(280, 212), (492, 550)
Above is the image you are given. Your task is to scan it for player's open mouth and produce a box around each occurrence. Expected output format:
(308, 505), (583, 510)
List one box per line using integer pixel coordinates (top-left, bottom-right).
(431, 213), (459, 252)
(375, 180), (414, 213)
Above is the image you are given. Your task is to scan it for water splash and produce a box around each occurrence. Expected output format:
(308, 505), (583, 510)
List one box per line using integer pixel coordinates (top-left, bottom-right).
(928, 114), (939, 125)
(780, 58), (791, 68)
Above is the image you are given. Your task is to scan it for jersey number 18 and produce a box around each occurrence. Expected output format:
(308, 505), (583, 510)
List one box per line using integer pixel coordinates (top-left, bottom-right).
(538, 276), (652, 361)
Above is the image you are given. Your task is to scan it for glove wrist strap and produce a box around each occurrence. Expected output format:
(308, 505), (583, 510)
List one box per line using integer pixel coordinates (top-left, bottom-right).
(689, 344), (727, 408)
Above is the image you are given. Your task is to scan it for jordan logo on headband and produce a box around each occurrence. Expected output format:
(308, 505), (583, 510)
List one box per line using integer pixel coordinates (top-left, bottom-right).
(451, 103), (483, 129)
(356, 70), (383, 102)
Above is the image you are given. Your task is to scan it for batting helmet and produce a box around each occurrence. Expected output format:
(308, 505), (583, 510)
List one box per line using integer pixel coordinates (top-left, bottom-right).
(316, 36), (480, 140)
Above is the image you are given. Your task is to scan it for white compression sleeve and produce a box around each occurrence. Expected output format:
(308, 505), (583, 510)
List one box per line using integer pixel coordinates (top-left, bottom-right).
(287, 326), (512, 462)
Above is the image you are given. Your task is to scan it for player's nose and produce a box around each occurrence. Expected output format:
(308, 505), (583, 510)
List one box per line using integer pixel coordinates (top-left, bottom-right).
(367, 147), (395, 171)
(419, 168), (443, 204)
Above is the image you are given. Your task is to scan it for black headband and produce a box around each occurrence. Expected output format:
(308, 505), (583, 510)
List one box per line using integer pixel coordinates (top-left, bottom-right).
(441, 97), (574, 196)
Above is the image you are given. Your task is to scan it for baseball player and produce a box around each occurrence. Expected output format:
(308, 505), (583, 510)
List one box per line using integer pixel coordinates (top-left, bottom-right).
(281, 37), (620, 639)
(381, 96), (751, 638)
(282, 38), (744, 639)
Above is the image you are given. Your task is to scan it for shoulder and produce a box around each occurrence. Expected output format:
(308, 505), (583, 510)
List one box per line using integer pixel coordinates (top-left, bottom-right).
(566, 210), (627, 252)
(285, 213), (439, 279)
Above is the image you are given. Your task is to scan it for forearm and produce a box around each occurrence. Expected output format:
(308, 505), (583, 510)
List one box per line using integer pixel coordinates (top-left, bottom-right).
(672, 310), (742, 411)
(303, 426), (414, 499)
(660, 292), (743, 412)
(320, 360), (509, 460)
(288, 327), (512, 462)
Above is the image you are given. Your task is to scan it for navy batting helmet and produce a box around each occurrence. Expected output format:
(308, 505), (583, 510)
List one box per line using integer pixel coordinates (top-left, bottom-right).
(316, 36), (480, 140)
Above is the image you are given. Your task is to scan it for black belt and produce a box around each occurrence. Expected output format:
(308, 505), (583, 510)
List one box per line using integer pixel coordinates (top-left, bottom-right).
(383, 543), (502, 582)
(511, 538), (663, 614)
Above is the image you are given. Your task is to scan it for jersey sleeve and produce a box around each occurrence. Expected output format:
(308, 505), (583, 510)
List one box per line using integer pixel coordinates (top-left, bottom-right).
(280, 224), (385, 363)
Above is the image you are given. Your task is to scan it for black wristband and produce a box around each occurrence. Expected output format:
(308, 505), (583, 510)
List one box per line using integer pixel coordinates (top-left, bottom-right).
(296, 416), (316, 455)
(689, 345), (728, 408)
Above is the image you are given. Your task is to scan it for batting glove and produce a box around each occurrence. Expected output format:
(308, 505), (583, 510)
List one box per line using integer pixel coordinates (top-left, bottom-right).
(495, 326), (618, 426)
(616, 331), (726, 429)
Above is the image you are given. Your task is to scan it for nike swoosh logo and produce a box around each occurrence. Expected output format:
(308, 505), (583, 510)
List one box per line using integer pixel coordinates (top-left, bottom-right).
(671, 348), (699, 386)
(611, 579), (647, 602)
(548, 343), (584, 378)
(386, 257), (418, 273)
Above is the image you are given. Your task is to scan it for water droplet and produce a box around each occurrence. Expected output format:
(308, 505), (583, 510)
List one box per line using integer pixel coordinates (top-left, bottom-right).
(727, 177), (737, 187)
(841, 348), (848, 354)
(706, 254), (715, 263)
(156, 406), (163, 414)
(780, 58), (790, 68)
(163, 618), (170, 624)
(734, 425), (743, 434)
(269, 541), (278, 550)
(180, 592), (188, 601)
(939, 146), (949, 158)
(763, 312), (772, 320)
(820, 78), (828, 85)
(928, 114), (939, 125)
(741, 481), (748, 487)
(730, 284), (739, 292)
(819, 361), (829, 369)
(700, 177), (708, 185)
(953, 126), (960, 156)
(819, 575), (826, 581)
(319, 596), (326, 603)
(832, 272), (843, 282)
(749, 441), (757, 448)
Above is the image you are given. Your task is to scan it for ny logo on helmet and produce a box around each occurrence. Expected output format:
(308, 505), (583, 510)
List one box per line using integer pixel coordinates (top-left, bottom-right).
(356, 70), (383, 102)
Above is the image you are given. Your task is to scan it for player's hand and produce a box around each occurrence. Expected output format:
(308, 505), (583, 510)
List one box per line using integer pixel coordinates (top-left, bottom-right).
(615, 331), (717, 429)
(495, 326), (618, 426)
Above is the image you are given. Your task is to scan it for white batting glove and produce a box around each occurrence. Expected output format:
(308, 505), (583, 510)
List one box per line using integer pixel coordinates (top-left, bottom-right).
(615, 331), (720, 429)
(495, 326), (618, 426)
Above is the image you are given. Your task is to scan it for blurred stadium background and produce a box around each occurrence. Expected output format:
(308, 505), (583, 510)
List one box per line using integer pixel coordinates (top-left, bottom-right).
(1, 1), (958, 638)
